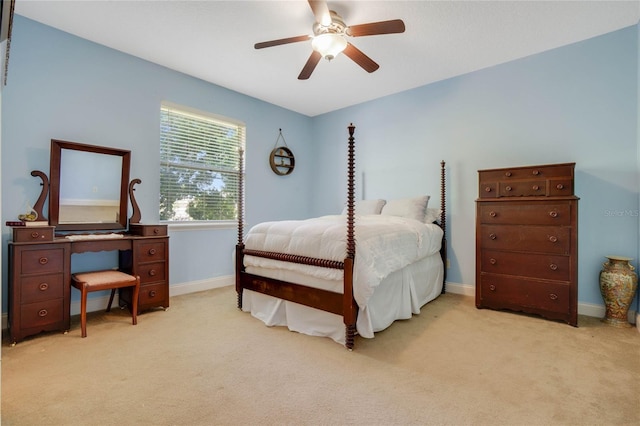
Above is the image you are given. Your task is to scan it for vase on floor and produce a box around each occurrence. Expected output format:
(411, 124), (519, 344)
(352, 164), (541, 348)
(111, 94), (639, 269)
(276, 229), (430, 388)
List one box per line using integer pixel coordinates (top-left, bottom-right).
(599, 255), (638, 328)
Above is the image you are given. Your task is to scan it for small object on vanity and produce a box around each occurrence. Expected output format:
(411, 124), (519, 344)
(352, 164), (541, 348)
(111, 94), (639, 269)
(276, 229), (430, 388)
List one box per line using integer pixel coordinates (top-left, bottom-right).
(269, 128), (295, 176)
(599, 256), (638, 328)
(17, 204), (38, 222)
(6, 220), (50, 227)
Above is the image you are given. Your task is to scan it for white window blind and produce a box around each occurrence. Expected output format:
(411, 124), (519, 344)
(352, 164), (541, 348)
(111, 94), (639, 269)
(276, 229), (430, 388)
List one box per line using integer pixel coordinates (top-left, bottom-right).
(160, 103), (245, 222)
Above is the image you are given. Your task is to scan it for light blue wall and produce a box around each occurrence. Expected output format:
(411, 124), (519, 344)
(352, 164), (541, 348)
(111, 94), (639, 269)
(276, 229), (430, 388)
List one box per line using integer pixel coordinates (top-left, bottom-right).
(2, 16), (638, 315)
(1, 16), (314, 311)
(311, 25), (639, 309)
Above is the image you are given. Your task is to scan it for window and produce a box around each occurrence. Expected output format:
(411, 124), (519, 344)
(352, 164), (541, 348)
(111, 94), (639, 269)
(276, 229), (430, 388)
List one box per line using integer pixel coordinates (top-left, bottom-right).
(160, 102), (245, 223)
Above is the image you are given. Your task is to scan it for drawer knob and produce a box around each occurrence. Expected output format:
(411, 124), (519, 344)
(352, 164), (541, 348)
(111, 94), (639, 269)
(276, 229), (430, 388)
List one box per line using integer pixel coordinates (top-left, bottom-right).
(489, 211), (497, 217)
(505, 172), (512, 177)
(149, 290), (157, 298)
(38, 309), (48, 317)
(556, 183), (564, 190)
(489, 284), (496, 291)
(549, 263), (558, 271)
(490, 258), (497, 265)
(532, 170), (540, 176)
(549, 236), (558, 243)
(505, 186), (512, 192)
(148, 248), (157, 256)
(549, 211), (558, 218)
(484, 186), (492, 193)
(549, 293), (558, 300)
(148, 269), (157, 277)
(489, 233), (497, 240)
(31, 231), (40, 239)
(532, 185), (539, 191)
(39, 257), (49, 265)
(39, 283), (49, 291)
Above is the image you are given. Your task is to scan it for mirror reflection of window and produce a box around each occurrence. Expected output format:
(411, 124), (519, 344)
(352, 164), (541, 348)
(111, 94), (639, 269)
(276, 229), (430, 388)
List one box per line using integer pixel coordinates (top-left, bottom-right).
(59, 150), (123, 224)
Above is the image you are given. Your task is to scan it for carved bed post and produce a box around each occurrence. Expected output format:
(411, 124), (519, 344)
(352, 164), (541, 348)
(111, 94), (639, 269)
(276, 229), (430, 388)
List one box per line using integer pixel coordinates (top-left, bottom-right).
(344, 124), (357, 350)
(440, 160), (447, 293)
(236, 149), (246, 309)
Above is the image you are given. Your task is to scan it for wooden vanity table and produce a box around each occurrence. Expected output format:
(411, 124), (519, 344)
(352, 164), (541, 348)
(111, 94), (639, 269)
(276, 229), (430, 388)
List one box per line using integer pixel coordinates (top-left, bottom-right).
(7, 139), (169, 344)
(8, 224), (169, 344)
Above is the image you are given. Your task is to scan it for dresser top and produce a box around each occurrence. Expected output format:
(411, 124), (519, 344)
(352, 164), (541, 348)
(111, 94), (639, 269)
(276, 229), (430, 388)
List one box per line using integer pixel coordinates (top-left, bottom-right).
(478, 162), (575, 173)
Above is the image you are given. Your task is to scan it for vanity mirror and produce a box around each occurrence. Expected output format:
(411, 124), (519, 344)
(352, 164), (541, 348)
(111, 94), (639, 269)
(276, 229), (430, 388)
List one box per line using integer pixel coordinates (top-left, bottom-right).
(49, 139), (131, 231)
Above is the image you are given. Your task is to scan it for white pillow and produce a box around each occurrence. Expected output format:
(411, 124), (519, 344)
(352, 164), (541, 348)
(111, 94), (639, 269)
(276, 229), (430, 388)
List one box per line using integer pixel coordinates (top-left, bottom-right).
(341, 199), (386, 215)
(381, 195), (430, 221)
(425, 207), (441, 224)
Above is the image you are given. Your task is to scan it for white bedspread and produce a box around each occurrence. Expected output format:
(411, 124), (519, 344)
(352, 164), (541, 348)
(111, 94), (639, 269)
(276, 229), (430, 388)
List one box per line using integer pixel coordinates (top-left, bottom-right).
(243, 214), (443, 308)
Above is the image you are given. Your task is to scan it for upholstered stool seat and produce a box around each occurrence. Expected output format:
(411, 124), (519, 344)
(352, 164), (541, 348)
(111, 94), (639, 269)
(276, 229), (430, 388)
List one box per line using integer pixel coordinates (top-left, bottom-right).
(71, 270), (140, 338)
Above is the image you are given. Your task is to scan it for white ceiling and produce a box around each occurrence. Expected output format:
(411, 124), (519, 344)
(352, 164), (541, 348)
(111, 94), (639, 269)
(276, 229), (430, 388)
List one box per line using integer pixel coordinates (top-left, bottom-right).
(15, 0), (640, 117)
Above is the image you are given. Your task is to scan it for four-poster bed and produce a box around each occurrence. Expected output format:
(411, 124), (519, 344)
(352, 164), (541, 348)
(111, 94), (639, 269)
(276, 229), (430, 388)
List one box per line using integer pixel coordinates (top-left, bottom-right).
(235, 124), (447, 349)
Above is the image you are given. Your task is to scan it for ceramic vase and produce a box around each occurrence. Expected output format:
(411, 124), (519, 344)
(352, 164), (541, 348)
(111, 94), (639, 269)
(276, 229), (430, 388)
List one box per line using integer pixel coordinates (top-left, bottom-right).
(599, 256), (638, 327)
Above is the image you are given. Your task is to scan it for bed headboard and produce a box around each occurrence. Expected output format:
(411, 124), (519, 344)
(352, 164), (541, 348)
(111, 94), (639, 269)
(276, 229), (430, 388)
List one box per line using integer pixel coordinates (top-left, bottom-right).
(361, 162), (445, 225)
(363, 161), (447, 288)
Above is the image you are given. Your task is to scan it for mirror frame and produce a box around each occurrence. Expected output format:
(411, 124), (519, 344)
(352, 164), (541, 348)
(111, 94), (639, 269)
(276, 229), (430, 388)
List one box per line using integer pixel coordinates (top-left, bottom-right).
(49, 139), (131, 231)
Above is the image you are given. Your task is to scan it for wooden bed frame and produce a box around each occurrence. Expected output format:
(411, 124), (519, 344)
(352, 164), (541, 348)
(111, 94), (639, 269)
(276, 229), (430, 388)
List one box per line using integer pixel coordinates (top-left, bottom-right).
(235, 124), (447, 349)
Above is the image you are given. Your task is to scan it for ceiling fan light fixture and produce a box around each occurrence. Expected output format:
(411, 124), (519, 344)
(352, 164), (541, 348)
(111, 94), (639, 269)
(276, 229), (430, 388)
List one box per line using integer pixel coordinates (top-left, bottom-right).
(311, 33), (347, 60)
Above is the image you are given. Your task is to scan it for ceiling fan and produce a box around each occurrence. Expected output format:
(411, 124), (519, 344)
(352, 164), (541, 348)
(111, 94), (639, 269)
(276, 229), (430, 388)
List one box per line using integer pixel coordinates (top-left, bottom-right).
(254, 0), (405, 80)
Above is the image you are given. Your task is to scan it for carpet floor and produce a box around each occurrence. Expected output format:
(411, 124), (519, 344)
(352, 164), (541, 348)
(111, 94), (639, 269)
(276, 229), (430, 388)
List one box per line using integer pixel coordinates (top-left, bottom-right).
(2, 286), (639, 425)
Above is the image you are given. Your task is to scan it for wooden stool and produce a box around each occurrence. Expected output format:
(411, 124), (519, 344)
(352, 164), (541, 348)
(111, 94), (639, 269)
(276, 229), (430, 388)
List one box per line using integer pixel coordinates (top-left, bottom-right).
(71, 270), (140, 338)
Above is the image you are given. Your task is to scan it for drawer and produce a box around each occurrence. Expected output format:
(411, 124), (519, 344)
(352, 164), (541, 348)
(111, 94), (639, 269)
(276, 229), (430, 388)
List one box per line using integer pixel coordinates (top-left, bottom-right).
(480, 225), (571, 254)
(478, 202), (572, 225)
(498, 180), (546, 197)
(479, 274), (571, 315)
(481, 250), (570, 281)
(137, 262), (166, 284)
(136, 241), (167, 263)
(479, 164), (575, 183)
(139, 282), (168, 306)
(20, 273), (64, 303)
(478, 182), (497, 198)
(20, 299), (64, 329)
(548, 178), (574, 197)
(129, 224), (167, 236)
(13, 227), (55, 242)
(20, 248), (65, 274)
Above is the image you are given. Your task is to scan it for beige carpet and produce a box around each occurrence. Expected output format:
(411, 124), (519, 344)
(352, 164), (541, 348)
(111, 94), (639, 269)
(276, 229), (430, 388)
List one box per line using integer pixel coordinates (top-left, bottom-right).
(2, 286), (639, 426)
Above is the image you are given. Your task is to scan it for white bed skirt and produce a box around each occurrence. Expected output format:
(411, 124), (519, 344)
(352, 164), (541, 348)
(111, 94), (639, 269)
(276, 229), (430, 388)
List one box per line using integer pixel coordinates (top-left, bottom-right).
(242, 253), (444, 345)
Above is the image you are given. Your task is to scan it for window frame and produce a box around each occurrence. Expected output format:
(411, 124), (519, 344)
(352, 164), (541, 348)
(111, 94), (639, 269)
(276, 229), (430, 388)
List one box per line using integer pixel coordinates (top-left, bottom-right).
(159, 101), (245, 228)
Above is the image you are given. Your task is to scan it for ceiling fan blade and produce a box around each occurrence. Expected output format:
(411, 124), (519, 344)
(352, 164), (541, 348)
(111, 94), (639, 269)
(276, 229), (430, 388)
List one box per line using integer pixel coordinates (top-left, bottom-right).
(298, 51), (322, 80)
(255, 35), (311, 49)
(346, 19), (406, 37)
(343, 43), (379, 73)
(308, 0), (331, 26)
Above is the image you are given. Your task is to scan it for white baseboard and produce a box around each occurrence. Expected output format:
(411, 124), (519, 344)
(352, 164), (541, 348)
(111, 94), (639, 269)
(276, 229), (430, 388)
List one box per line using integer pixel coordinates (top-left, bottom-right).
(1, 275), (235, 331)
(444, 281), (475, 297)
(442, 281), (637, 324)
(2, 277), (636, 330)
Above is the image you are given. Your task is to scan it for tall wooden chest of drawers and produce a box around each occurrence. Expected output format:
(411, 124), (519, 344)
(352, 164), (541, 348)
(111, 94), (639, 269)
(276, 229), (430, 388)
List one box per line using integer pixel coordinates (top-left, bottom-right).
(476, 163), (578, 326)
